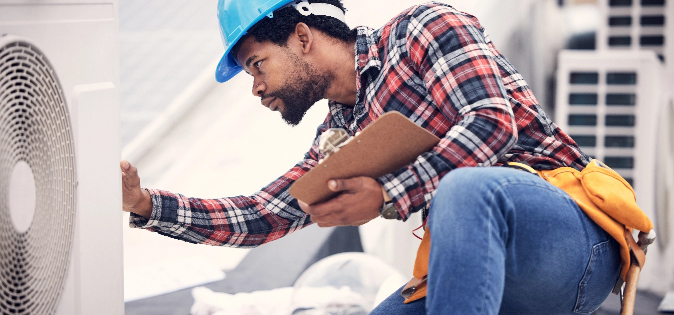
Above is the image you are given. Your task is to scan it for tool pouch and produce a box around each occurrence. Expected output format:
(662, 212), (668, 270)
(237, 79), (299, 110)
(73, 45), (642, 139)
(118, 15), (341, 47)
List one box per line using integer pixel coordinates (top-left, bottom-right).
(579, 160), (652, 233)
(401, 159), (653, 304)
(539, 160), (653, 281)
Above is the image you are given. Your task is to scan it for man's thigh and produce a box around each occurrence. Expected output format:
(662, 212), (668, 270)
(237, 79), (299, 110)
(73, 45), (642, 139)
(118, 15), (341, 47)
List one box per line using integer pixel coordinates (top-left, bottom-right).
(427, 167), (621, 314)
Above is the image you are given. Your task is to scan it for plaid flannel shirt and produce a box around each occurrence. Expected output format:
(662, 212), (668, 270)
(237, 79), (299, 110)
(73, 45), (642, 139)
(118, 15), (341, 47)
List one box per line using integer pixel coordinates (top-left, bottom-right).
(130, 2), (590, 247)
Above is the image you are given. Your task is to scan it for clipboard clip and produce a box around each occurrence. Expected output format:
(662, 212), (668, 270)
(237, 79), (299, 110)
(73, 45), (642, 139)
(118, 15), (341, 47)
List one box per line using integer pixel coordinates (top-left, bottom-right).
(318, 128), (353, 162)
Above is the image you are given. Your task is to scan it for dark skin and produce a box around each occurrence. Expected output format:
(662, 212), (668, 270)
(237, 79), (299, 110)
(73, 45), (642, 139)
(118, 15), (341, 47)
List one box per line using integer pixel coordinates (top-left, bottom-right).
(121, 23), (387, 227)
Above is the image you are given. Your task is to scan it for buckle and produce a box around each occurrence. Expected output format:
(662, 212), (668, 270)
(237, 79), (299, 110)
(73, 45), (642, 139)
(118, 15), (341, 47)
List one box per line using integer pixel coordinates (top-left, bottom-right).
(401, 276), (427, 299)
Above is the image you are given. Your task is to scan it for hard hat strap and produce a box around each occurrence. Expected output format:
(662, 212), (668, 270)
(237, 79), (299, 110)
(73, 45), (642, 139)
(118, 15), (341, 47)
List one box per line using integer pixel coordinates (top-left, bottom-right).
(272, 0), (346, 24)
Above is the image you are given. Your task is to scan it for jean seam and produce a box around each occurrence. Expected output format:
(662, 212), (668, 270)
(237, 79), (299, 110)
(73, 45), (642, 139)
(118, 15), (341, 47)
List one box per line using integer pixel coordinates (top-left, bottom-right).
(478, 202), (493, 315)
(573, 240), (611, 314)
(479, 182), (520, 315)
(492, 177), (562, 193)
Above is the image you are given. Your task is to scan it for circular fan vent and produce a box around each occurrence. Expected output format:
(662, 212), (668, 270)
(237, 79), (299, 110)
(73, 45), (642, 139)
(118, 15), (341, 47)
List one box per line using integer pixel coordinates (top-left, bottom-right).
(0, 35), (76, 315)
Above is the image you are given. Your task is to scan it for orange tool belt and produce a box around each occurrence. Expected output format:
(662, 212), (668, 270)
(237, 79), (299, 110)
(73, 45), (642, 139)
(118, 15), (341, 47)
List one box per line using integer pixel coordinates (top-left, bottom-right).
(401, 160), (653, 304)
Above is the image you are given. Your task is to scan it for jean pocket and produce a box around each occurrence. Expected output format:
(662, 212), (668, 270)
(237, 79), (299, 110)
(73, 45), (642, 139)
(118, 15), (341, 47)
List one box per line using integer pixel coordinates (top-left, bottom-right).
(573, 240), (621, 314)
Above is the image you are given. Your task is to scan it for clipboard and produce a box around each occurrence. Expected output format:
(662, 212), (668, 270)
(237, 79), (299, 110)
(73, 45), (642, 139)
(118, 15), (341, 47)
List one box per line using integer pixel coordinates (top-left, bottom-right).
(289, 111), (441, 205)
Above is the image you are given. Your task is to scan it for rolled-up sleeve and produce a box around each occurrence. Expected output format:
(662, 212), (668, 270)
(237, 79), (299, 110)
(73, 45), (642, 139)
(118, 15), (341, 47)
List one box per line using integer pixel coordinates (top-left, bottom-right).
(129, 140), (323, 248)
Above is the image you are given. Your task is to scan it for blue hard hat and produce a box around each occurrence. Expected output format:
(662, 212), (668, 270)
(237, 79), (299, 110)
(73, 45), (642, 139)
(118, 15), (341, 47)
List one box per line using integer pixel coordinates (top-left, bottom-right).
(215, 0), (294, 83)
(215, 0), (347, 83)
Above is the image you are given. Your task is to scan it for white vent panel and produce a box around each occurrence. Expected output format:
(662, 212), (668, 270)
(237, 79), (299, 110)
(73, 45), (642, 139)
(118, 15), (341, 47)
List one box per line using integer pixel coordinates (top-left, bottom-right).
(0, 36), (76, 315)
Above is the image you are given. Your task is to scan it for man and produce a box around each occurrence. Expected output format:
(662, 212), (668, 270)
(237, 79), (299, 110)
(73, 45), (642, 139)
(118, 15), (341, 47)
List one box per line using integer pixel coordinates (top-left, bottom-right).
(121, 0), (621, 313)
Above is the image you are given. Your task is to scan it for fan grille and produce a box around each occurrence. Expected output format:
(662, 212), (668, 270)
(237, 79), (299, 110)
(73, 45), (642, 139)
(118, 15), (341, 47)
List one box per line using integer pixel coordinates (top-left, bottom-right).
(0, 36), (76, 315)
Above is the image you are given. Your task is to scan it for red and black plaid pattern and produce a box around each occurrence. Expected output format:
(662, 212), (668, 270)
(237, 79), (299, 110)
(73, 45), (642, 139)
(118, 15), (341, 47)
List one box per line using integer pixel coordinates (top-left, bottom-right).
(130, 2), (589, 245)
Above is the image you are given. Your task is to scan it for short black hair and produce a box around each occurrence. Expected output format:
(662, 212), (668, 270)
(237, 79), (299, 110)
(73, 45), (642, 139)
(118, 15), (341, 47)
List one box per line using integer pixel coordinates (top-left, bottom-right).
(234, 0), (355, 53)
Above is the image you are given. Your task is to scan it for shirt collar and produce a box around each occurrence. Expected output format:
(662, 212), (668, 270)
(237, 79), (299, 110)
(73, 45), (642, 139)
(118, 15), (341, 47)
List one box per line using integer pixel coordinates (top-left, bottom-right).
(326, 26), (382, 130)
(354, 26), (383, 76)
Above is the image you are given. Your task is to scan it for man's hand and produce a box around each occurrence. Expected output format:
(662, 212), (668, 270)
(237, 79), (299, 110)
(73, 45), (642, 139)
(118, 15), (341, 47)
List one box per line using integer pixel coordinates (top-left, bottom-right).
(298, 176), (383, 227)
(120, 160), (152, 219)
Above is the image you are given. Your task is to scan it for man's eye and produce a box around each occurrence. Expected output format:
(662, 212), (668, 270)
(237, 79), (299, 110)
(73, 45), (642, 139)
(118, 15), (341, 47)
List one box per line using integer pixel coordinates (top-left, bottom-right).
(254, 60), (262, 69)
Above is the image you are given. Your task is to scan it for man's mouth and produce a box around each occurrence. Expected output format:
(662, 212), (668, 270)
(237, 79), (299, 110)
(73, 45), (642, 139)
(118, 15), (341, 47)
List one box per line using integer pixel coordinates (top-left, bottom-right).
(269, 98), (279, 112)
(262, 97), (278, 111)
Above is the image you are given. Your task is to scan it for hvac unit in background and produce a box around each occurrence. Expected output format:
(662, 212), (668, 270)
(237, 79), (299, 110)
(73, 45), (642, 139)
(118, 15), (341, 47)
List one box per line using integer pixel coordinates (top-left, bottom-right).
(597, 0), (673, 66)
(0, 1), (123, 314)
(555, 49), (674, 293)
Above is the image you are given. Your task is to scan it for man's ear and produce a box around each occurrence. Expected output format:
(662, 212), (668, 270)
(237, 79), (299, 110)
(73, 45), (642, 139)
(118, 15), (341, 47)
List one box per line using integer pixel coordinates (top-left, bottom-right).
(294, 22), (313, 54)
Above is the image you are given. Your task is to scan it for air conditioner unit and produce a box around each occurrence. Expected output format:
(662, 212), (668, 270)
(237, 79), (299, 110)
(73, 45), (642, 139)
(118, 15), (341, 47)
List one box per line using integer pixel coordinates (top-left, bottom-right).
(0, 1), (123, 314)
(596, 0), (673, 66)
(555, 49), (672, 293)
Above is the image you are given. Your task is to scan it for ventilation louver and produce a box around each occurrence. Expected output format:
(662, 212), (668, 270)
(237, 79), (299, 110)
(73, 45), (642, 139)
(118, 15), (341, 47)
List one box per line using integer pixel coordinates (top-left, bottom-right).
(0, 35), (76, 315)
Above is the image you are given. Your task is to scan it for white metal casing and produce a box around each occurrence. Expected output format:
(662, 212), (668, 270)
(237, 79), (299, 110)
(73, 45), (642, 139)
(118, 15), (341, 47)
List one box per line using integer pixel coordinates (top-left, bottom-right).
(0, 1), (123, 314)
(555, 49), (674, 293)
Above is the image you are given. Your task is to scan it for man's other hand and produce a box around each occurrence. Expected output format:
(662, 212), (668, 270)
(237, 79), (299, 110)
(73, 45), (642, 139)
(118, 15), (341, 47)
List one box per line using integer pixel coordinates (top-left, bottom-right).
(298, 176), (383, 227)
(120, 160), (152, 219)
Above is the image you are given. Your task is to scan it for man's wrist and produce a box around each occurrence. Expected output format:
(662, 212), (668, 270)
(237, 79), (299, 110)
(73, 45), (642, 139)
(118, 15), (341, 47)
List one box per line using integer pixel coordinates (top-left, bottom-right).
(381, 186), (392, 203)
(379, 186), (399, 220)
(134, 189), (153, 219)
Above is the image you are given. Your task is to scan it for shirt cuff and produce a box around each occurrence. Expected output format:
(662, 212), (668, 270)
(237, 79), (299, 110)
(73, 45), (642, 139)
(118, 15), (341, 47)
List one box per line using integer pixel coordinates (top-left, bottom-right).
(128, 188), (162, 229)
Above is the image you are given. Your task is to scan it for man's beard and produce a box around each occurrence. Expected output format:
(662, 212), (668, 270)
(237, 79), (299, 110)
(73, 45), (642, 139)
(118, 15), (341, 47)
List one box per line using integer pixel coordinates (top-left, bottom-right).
(263, 53), (332, 126)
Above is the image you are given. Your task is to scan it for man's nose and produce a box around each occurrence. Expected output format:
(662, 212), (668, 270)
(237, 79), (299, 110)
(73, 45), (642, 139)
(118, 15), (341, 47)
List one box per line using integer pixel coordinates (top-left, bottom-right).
(252, 79), (265, 96)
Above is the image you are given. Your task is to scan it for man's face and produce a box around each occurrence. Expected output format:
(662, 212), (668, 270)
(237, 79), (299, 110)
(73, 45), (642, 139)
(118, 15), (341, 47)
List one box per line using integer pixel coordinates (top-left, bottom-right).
(235, 36), (332, 126)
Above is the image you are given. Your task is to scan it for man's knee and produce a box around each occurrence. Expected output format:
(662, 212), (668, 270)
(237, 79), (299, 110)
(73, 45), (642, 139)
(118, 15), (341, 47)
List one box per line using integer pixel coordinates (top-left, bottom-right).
(429, 167), (516, 229)
(434, 167), (490, 201)
(430, 167), (490, 222)
(437, 167), (472, 193)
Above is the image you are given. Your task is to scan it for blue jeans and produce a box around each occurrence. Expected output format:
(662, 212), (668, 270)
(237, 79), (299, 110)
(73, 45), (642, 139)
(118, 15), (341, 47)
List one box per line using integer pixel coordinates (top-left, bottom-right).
(371, 167), (621, 315)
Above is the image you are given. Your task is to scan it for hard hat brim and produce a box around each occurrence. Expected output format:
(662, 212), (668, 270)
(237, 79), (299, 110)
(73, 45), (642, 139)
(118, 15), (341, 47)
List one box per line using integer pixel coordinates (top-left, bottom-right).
(215, 51), (241, 83)
(215, 0), (296, 83)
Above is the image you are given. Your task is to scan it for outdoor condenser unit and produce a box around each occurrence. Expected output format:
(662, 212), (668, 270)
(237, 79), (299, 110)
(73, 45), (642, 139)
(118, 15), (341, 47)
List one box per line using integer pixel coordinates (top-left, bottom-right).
(0, 1), (124, 314)
(556, 49), (673, 292)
